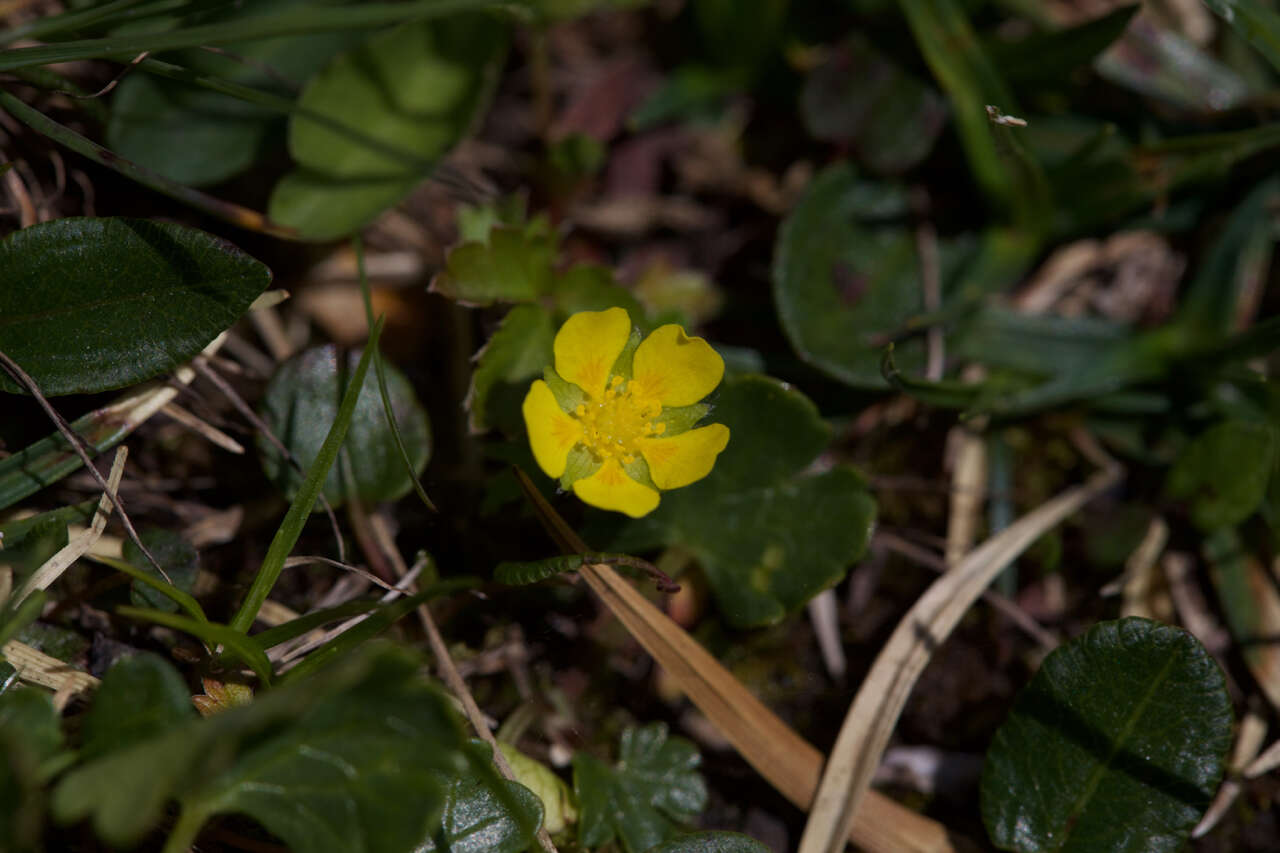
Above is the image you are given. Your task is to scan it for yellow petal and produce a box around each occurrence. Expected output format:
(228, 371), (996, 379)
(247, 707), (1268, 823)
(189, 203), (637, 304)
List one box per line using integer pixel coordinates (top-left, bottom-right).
(632, 324), (724, 407)
(572, 458), (660, 518)
(638, 423), (730, 490)
(523, 380), (582, 478)
(553, 307), (632, 399)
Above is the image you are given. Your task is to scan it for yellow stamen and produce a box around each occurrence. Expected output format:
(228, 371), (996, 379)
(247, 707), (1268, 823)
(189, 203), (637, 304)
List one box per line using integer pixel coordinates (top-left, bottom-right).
(571, 375), (664, 466)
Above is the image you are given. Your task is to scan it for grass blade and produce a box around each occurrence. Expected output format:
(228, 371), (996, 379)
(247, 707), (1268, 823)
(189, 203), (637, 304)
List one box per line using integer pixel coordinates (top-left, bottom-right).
(228, 319), (384, 633)
(116, 606), (274, 686)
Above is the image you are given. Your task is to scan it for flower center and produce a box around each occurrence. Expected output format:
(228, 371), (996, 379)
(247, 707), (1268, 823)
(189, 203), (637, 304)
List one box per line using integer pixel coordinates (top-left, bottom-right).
(574, 376), (666, 465)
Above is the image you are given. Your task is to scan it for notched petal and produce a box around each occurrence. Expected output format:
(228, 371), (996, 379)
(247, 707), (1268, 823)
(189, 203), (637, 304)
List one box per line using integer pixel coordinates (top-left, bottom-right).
(553, 307), (632, 399)
(523, 380), (582, 479)
(639, 423), (730, 490)
(571, 458), (660, 518)
(632, 324), (724, 407)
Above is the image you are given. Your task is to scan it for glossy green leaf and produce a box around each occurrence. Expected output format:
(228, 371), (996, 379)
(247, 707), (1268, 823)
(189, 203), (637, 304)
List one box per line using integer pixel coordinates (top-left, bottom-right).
(647, 832), (773, 853)
(469, 304), (556, 432)
(123, 529), (199, 614)
(107, 1), (362, 186)
(0, 689), (63, 852)
(419, 740), (544, 853)
(981, 617), (1232, 853)
(268, 14), (507, 240)
(259, 344), (431, 508)
(800, 33), (946, 174)
(80, 653), (195, 762)
(610, 376), (876, 627)
(1167, 420), (1277, 530)
(573, 723), (706, 853)
(432, 224), (558, 306)
(53, 645), (471, 852)
(0, 218), (270, 396)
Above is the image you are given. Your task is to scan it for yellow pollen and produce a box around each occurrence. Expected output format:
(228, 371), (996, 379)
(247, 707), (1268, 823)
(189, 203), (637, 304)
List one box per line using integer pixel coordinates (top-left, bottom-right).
(572, 375), (663, 465)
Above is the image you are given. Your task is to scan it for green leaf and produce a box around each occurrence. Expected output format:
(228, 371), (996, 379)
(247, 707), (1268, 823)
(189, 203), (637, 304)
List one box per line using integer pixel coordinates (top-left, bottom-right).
(432, 224), (558, 306)
(800, 33), (947, 174)
(268, 14), (508, 240)
(123, 529), (199, 614)
(80, 653), (196, 762)
(1202, 0), (1280, 75)
(0, 689), (63, 852)
(0, 218), (270, 395)
(498, 742), (577, 834)
(116, 607), (275, 686)
(772, 164), (926, 387)
(469, 304), (556, 433)
(419, 740), (544, 853)
(573, 723), (706, 853)
(0, 515), (67, 583)
(258, 344), (432, 508)
(107, 1), (363, 186)
(52, 645), (471, 852)
(1167, 420), (1278, 530)
(610, 375), (876, 627)
(980, 617), (1232, 853)
(552, 264), (646, 318)
(985, 5), (1139, 89)
(646, 832), (773, 853)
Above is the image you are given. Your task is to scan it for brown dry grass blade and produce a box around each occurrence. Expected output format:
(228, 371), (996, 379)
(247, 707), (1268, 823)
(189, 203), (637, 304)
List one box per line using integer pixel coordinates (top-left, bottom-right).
(513, 468), (961, 853)
(798, 464), (1123, 853)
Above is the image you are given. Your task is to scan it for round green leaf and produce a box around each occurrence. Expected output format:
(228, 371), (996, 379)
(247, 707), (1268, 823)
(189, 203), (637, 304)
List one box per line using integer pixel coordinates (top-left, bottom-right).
(981, 617), (1233, 853)
(0, 218), (271, 396)
(81, 653), (196, 762)
(647, 832), (773, 853)
(1166, 420), (1278, 530)
(123, 529), (199, 614)
(258, 345), (431, 507)
(268, 14), (508, 240)
(771, 164), (924, 388)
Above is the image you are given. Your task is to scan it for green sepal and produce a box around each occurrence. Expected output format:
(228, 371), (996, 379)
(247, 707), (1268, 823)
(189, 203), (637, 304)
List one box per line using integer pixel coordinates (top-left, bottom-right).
(543, 367), (586, 413)
(609, 327), (643, 382)
(559, 445), (601, 490)
(653, 403), (710, 438)
(623, 455), (658, 492)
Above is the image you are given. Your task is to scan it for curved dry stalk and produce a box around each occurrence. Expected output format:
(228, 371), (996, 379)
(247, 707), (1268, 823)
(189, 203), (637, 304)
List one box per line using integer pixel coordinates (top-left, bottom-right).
(798, 463), (1123, 853)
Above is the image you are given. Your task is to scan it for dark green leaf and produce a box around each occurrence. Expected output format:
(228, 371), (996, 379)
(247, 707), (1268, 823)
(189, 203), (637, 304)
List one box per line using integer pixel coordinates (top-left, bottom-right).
(107, 1), (363, 186)
(986, 5), (1138, 88)
(574, 723), (706, 853)
(1204, 0), (1280, 73)
(647, 832), (773, 853)
(495, 554), (589, 585)
(419, 740), (543, 853)
(801, 33), (946, 174)
(610, 375), (876, 627)
(0, 689), (63, 852)
(259, 344), (432, 508)
(1167, 420), (1278, 530)
(981, 617), (1232, 853)
(80, 653), (195, 762)
(268, 14), (508, 240)
(0, 218), (270, 396)
(469, 304), (556, 433)
(53, 645), (471, 852)
(123, 528), (199, 614)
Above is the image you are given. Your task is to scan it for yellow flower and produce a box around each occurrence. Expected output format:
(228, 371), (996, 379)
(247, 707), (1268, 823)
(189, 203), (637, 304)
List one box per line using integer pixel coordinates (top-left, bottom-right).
(522, 307), (730, 518)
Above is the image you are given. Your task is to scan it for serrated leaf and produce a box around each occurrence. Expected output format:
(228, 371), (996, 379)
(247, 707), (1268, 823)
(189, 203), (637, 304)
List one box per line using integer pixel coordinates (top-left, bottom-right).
(609, 375), (876, 627)
(432, 225), (558, 307)
(0, 218), (270, 396)
(80, 653), (195, 762)
(573, 723), (706, 853)
(268, 15), (507, 240)
(53, 645), (472, 852)
(980, 617), (1232, 853)
(258, 344), (432, 508)
(417, 740), (543, 853)
(1167, 420), (1278, 530)
(123, 528), (199, 614)
(469, 304), (556, 433)
(647, 832), (773, 853)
